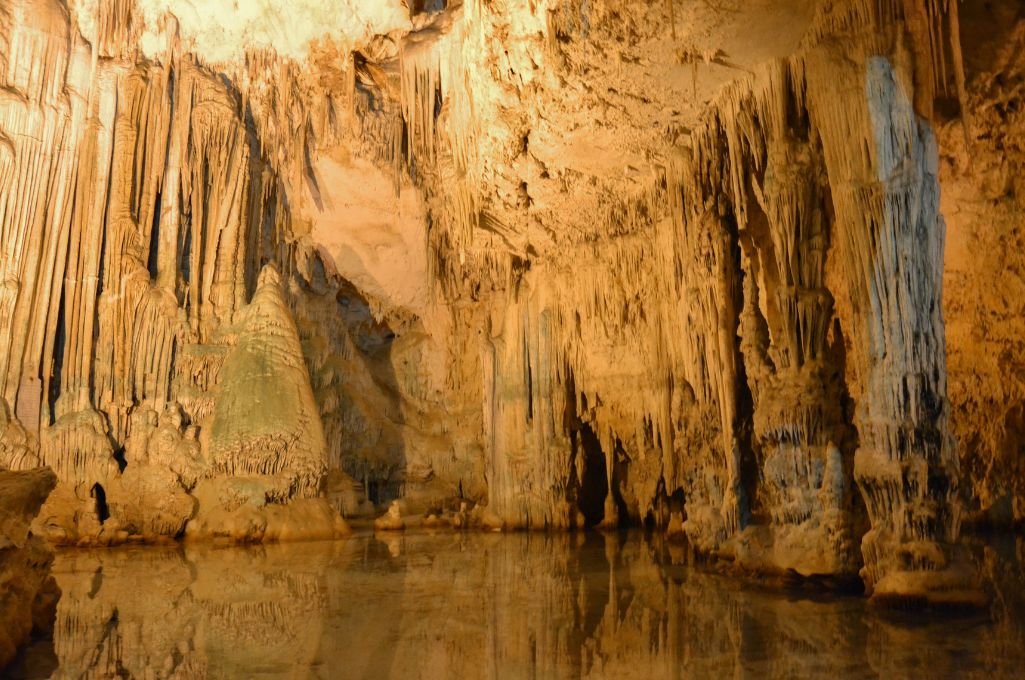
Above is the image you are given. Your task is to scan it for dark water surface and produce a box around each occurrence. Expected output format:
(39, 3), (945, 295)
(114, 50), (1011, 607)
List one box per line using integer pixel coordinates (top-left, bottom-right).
(8, 531), (1025, 679)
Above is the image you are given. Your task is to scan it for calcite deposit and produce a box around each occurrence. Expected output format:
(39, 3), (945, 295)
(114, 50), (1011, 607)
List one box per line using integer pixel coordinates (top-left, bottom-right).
(0, 467), (58, 669)
(0, 0), (1023, 610)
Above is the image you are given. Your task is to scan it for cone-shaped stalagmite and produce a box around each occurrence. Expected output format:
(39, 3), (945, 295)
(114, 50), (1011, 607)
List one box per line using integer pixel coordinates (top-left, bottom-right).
(1, 0), (1016, 613)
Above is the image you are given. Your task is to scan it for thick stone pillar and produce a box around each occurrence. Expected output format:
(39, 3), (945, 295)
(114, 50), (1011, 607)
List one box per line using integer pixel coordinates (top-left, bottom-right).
(808, 47), (979, 603)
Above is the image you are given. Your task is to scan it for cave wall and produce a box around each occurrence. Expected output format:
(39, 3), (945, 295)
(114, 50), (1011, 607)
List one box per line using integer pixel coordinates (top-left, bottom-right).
(941, 1), (1025, 527)
(0, 0), (358, 544)
(0, 0), (1021, 603)
(379, 0), (981, 600)
(0, 467), (57, 668)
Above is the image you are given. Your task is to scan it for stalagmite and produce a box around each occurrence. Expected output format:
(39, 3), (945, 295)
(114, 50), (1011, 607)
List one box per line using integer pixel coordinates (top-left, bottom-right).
(0, 0), (1022, 631)
(207, 265), (328, 499)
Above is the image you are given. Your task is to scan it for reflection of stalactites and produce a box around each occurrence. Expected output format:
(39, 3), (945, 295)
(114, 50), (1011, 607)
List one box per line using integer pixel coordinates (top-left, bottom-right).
(45, 542), (353, 678)
(50, 547), (204, 679)
(36, 534), (1025, 678)
(0, 468), (57, 668)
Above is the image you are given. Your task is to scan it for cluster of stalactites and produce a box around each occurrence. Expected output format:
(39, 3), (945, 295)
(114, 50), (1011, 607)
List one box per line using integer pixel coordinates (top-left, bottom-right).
(801, 0), (969, 123)
(398, 9), (486, 299)
(0, 2), (306, 493)
(88, 0), (142, 60)
(465, 0), (971, 564)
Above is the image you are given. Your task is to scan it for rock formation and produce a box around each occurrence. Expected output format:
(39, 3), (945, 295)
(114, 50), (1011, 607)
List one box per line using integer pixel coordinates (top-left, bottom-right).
(0, 467), (58, 669)
(0, 0), (1023, 604)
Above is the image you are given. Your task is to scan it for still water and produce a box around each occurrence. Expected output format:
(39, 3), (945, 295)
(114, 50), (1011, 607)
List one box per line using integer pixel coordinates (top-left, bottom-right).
(8, 531), (1025, 679)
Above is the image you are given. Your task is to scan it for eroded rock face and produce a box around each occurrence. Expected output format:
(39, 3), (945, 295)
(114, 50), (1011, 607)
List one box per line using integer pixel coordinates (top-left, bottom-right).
(0, 0), (355, 542)
(0, 0), (1021, 602)
(942, 5), (1025, 529)
(0, 467), (58, 668)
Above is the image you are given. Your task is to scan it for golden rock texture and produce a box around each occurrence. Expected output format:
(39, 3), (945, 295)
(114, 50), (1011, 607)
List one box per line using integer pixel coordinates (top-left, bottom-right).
(0, 0), (1020, 610)
(0, 467), (57, 669)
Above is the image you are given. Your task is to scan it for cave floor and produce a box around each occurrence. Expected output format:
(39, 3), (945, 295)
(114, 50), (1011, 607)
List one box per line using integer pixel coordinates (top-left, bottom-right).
(8, 530), (1025, 679)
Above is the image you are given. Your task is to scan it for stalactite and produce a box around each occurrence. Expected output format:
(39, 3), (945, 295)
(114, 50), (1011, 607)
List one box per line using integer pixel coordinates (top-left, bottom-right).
(0, 0), (1000, 603)
(0, 1), (344, 544)
(384, 0), (979, 601)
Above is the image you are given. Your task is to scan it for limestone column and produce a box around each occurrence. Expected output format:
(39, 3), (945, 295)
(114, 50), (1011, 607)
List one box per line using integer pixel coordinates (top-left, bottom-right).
(807, 46), (978, 602)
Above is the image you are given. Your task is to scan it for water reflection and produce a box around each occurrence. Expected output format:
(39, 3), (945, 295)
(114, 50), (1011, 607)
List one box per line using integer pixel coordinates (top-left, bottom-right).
(10, 532), (1025, 679)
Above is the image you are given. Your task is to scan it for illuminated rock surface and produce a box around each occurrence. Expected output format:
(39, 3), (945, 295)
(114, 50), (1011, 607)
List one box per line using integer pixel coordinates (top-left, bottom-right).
(1, 1), (1025, 663)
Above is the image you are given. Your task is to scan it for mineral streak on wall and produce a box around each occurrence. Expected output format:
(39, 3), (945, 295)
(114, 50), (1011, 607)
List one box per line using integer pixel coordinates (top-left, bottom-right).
(0, 0), (1020, 606)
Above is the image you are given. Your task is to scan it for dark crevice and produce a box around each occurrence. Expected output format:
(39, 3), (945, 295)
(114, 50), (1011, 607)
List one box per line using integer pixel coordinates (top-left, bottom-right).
(576, 423), (608, 528)
(112, 446), (127, 473)
(611, 440), (632, 525)
(91, 483), (110, 524)
(727, 209), (757, 528)
(47, 285), (67, 425)
(525, 337), (534, 424)
(180, 213), (192, 288)
(148, 189), (162, 280)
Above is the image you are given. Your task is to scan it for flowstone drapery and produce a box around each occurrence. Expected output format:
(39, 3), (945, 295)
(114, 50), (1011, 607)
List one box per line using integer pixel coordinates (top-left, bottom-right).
(1, 0), (1020, 611)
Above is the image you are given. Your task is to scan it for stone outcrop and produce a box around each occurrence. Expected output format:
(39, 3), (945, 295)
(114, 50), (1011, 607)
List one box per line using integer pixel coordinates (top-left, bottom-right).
(0, 467), (58, 668)
(0, 0), (1022, 604)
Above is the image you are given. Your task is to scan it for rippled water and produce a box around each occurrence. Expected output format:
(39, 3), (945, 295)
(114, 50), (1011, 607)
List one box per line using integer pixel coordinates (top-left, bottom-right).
(8, 531), (1025, 679)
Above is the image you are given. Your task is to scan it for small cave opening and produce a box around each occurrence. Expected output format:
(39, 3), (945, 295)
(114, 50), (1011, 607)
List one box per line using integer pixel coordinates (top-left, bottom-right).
(575, 423), (609, 528)
(91, 483), (110, 524)
(669, 488), (686, 517)
(366, 479), (382, 506)
(112, 446), (127, 473)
